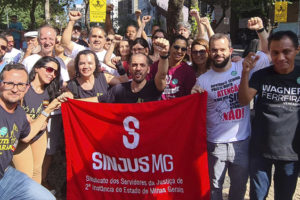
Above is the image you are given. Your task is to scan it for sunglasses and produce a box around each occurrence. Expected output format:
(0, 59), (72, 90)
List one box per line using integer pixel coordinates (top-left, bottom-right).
(106, 38), (113, 42)
(192, 50), (207, 55)
(173, 45), (187, 52)
(0, 45), (7, 51)
(43, 66), (58, 75)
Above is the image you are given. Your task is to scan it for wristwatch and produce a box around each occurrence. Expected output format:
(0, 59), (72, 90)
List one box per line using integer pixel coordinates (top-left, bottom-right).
(41, 110), (50, 118)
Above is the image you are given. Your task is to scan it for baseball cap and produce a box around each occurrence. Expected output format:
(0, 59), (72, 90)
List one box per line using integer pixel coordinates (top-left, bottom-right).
(24, 31), (38, 38)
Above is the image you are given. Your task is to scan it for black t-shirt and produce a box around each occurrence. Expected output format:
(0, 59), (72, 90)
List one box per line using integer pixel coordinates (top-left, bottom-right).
(67, 73), (109, 99)
(249, 65), (300, 161)
(76, 39), (88, 47)
(0, 105), (30, 179)
(22, 86), (49, 142)
(98, 80), (162, 103)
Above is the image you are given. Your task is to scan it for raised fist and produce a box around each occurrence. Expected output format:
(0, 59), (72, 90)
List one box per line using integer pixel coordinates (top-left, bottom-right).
(142, 16), (152, 24)
(69, 11), (82, 22)
(247, 17), (264, 31)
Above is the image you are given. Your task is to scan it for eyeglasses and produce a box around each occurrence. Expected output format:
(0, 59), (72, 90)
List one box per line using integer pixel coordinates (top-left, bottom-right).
(43, 66), (58, 75)
(106, 38), (113, 42)
(1, 81), (29, 92)
(173, 45), (187, 52)
(0, 45), (7, 51)
(192, 50), (207, 55)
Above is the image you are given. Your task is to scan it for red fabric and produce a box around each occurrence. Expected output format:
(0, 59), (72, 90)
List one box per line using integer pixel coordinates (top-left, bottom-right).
(61, 93), (210, 200)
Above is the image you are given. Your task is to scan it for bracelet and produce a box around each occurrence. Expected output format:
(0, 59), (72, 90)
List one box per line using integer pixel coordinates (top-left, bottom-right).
(41, 110), (50, 118)
(160, 54), (169, 59)
(256, 27), (265, 33)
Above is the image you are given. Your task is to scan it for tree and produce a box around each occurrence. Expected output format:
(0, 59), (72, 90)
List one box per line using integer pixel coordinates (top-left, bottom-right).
(166, 0), (184, 39)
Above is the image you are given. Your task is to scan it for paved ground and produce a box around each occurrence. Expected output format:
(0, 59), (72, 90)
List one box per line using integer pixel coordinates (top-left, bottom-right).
(222, 171), (300, 199)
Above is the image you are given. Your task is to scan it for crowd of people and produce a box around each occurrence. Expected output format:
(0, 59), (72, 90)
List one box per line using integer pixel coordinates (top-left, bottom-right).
(0, 4), (299, 200)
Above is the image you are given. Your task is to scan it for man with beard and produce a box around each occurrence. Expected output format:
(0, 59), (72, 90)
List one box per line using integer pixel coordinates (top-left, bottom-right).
(0, 36), (8, 73)
(71, 23), (88, 47)
(67, 38), (169, 103)
(192, 17), (270, 200)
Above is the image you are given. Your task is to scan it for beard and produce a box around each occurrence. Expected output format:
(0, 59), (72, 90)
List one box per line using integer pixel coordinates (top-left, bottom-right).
(212, 55), (230, 69)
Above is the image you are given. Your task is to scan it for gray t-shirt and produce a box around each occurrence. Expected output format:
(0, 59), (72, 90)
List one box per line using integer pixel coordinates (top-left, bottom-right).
(0, 105), (30, 179)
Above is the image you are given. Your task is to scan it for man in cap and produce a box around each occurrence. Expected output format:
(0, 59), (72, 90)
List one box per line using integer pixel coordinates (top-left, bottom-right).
(72, 23), (88, 47)
(22, 31), (40, 61)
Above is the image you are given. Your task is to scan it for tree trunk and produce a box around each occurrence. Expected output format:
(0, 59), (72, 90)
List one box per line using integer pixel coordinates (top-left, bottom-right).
(29, 0), (37, 29)
(45, 0), (50, 24)
(230, 7), (239, 44)
(167, 0), (184, 39)
(84, 0), (90, 32)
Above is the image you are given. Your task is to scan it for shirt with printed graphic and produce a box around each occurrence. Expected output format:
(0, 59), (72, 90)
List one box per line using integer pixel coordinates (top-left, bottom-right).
(249, 65), (300, 161)
(196, 51), (269, 143)
(22, 86), (49, 142)
(0, 105), (30, 179)
(149, 61), (196, 100)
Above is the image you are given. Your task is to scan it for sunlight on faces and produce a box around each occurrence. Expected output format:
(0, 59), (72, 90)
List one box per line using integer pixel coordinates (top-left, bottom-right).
(78, 53), (96, 78)
(270, 37), (300, 74)
(209, 38), (232, 69)
(104, 34), (114, 50)
(0, 69), (28, 105)
(130, 54), (149, 83)
(170, 39), (187, 62)
(126, 26), (137, 41)
(192, 44), (208, 66)
(35, 61), (58, 85)
(89, 28), (106, 52)
(39, 27), (56, 55)
(55, 35), (64, 54)
(131, 43), (148, 55)
(119, 40), (130, 57)
(177, 26), (190, 39)
(5, 36), (14, 52)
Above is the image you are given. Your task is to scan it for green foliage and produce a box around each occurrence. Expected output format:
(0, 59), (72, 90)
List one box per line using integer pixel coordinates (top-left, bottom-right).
(189, 5), (199, 39)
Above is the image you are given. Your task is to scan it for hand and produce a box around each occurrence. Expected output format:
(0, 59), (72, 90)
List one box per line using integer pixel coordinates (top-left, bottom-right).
(106, 4), (114, 13)
(199, 17), (210, 26)
(135, 9), (142, 17)
(247, 17), (264, 31)
(231, 56), (242, 62)
(46, 98), (61, 112)
(113, 34), (122, 43)
(142, 16), (151, 25)
(190, 9), (200, 19)
(191, 85), (205, 94)
(111, 56), (121, 65)
(69, 11), (82, 22)
(242, 52), (260, 73)
(57, 91), (74, 102)
(154, 38), (169, 56)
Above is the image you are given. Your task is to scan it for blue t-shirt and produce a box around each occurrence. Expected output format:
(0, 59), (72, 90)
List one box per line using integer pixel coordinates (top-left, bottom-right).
(9, 22), (23, 40)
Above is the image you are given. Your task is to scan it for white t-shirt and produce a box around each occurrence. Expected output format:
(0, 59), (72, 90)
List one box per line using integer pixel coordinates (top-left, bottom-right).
(3, 48), (22, 63)
(196, 51), (270, 143)
(22, 54), (70, 81)
(68, 42), (118, 76)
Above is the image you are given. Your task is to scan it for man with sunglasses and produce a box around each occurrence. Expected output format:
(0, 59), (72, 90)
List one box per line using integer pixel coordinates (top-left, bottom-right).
(71, 23), (88, 47)
(0, 36), (8, 73)
(192, 17), (270, 199)
(0, 63), (55, 199)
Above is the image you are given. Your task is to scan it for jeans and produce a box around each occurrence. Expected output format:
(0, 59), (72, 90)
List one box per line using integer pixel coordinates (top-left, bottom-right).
(207, 138), (249, 200)
(0, 166), (55, 200)
(250, 154), (300, 200)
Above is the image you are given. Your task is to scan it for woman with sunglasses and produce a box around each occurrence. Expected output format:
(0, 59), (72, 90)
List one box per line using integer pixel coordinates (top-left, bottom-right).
(12, 56), (69, 184)
(149, 35), (196, 100)
(191, 39), (211, 77)
(149, 29), (167, 62)
(67, 50), (127, 100)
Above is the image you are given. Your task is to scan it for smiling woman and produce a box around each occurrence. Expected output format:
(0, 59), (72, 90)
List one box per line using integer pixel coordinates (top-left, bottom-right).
(12, 56), (70, 184)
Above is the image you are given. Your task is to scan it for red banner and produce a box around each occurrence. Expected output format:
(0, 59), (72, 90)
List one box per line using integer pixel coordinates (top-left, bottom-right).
(61, 93), (210, 200)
